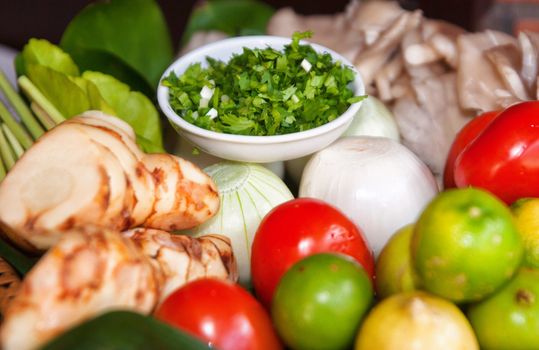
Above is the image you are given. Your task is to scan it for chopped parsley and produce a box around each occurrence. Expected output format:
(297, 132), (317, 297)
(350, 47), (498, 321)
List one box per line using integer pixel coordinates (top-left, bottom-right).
(162, 32), (365, 136)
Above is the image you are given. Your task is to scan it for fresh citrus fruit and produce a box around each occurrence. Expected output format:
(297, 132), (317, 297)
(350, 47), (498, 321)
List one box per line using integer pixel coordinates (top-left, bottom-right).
(511, 198), (539, 268)
(272, 253), (373, 350)
(375, 224), (421, 298)
(355, 291), (479, 350)
(412, 188), (523, 302)
(468, 267), (539, 350)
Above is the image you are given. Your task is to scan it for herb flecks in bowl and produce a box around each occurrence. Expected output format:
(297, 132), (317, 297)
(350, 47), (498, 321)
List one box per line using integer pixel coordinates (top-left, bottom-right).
(162, 32), (364, 136)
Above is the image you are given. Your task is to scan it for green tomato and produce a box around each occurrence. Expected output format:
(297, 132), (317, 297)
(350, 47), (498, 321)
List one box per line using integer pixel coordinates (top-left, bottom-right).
(467, 267), (539, 350)
(271, 253), (373, 350)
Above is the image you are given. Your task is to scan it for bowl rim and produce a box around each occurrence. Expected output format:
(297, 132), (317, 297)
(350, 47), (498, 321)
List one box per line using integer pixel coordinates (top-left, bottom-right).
(157, 35), (365, 145)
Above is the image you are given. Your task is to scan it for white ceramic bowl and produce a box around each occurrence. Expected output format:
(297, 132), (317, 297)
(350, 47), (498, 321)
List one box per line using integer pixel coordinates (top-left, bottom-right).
(157, 36), (365, 163)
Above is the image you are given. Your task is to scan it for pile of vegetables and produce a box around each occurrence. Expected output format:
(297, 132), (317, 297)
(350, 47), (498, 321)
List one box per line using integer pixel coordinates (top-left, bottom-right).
(0, 111), (219, 252)
(0, 111), (238, 349)
(0, 0), (173, 181)
(1, 0), (539, 349)
(183, 162), (293, 285)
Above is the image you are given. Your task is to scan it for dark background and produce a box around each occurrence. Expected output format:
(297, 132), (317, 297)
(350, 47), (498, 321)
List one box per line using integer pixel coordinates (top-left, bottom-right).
(0, 0), (494, 51)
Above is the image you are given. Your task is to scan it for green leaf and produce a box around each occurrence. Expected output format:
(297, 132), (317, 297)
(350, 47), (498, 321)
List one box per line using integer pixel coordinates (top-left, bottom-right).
(20, 39), (80, 76)
(83, 71), (163, 152)
(26, 64), (90, 118)
(60, 0), (173, 89)
(18, 76), (66, 125)
(182, 0), (274, 44)
(64, 47), (154, 98)
(136, 135), (166, 154)
(0, 237), (37, 276)
(17, 40), (164, 151)
(41, 311), (211, 350)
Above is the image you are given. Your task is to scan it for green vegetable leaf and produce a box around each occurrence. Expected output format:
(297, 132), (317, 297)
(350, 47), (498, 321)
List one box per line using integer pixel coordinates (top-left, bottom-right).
(83, 71), (163, 152)
(19, 39), (79, 76)
(26, 64), (90, 118)
(0, 237), (37, 276)
(136, 134), (166, 154)
(60, 0), (173, 89)
(291, 31), (313, 52)
(17, 39), (164, 152)
(64, 47), (154, 98)
(182, 0), (274, 44)
(41, 311), (211, 350)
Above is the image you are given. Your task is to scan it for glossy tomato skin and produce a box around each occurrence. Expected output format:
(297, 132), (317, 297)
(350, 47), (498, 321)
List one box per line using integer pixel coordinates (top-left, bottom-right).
(251, 198), (375, 308)
(154, 278), (282, 350)
(455, 101), (539, 204)
(443, 111), (499, 189)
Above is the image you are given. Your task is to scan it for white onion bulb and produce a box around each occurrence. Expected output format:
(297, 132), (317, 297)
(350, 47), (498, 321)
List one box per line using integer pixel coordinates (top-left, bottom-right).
(286, 95), (400, 185)
(299, 137), (438, 255)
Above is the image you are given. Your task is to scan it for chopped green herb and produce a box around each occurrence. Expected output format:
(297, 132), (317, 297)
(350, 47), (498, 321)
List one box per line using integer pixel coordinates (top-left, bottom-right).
(163, 32), (365, 136)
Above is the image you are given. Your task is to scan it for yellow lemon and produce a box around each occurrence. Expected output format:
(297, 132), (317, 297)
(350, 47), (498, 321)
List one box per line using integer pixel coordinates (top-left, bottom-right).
(511, 198), (539, 268)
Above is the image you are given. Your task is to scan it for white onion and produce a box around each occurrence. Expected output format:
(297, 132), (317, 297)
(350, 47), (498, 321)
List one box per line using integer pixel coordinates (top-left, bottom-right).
(342, 95), (400, 140)
(173, 136), (285, 178)
(285, 96), (400, 185)
(183, 162), (293, 286)
(299, 137), (438, 256)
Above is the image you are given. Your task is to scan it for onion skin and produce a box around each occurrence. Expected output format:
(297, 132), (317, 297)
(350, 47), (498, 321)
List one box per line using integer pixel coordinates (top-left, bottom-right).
(300, 136), (438, 256)
(183, 162), (293, 286)
(355, 291), (479, 350)
(285, 96), (399, 186)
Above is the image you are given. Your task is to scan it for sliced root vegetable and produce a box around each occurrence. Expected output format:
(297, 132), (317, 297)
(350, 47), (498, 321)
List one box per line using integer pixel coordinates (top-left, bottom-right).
(141, 154), (179, 226)
(88, 141), (128, 230)
(0, 227), (162, 350)
(80, 110), (136, 140)
(123, 228), (237, 302)
(69, 111), (142, 158)
(60, 122), (155, 227)
(142, 154), (219, 231)
(0, 125), (111, 252)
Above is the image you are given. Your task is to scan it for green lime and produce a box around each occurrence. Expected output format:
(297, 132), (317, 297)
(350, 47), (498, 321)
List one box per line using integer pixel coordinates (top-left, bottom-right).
(412, 188), (523, 302)
(511, 197), (539, 268)
(272, 253), (373, 350)
(375, 224), (421, 299)
(468, 267), (539, 350)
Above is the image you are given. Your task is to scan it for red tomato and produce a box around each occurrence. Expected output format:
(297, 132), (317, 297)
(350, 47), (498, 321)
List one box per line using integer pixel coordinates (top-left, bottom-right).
(154, 278), (282, 350)
(454, 101), (539, 204)
(443, 110), (499, 189)
(251, 198), (375, 308)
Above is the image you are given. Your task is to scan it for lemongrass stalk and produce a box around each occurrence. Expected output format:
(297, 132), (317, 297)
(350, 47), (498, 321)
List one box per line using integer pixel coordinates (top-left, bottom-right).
(0, 99), (33, 149)
(18, 76), (65, 124)
(0, 69), (44, 139)
(0, 149), (5, 181)
(0, 126), (16, 170)
(31, 102), (56, 130)
(2, 124), (24, 158)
